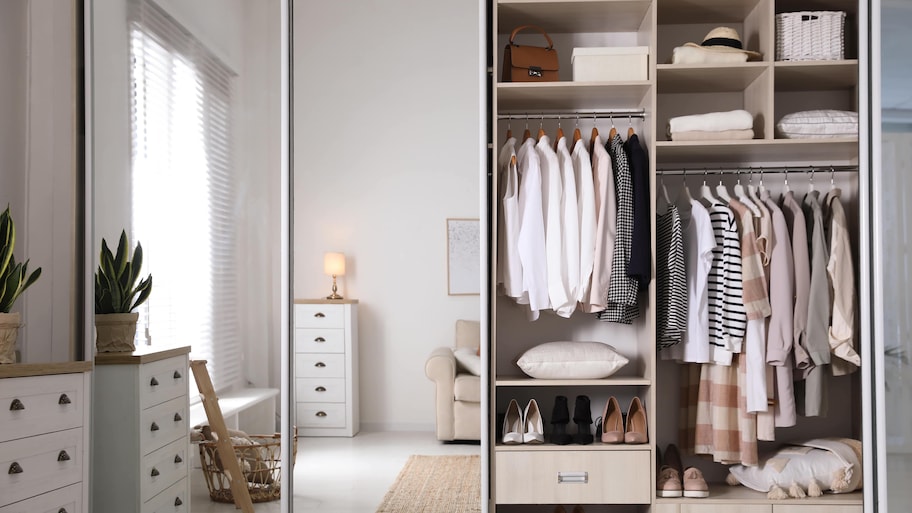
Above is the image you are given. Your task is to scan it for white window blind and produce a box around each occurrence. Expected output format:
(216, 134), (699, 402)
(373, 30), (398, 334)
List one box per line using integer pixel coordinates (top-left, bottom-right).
(129, 0), (241, 393)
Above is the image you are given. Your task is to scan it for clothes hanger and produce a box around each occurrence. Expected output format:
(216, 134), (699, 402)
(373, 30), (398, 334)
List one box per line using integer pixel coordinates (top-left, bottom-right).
(506, 115), (512, 140)
(699, 168), (718, 206)
(589, 113), (599, 154)
(522, 113), (532, 142)
(676, 169), (693, 208)
(808, 167), (816, 193)
(572, 114), (582, 146)
(657, 174), (671, 212)
(608, 115), (618, 140)
(783, 167), (791, 194)
(830, 166), (836, 190)
(715, 170), (732, 203)
(745, 167), (765, 215)
(735, 168), (762, 217)
(554, 115), (564, 150)
(537, 113), (546, 140)
(627, 115), (635, 139)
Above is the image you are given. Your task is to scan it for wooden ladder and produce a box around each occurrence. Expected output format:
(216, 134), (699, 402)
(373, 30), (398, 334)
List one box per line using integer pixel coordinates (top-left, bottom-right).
(189, 360), (255, 513)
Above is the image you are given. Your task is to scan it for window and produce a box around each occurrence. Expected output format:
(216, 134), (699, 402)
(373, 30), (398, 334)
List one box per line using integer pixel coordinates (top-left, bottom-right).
(129, 0), (241, 393)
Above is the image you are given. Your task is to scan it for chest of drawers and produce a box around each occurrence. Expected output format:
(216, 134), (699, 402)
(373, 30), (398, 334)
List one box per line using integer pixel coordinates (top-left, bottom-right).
(92, 346), (191, 513)
(0, 362), (91, 513)
(294, 300), (359, 437)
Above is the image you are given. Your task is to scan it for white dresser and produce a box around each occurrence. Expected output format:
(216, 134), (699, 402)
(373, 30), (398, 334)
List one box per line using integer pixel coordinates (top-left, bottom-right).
(92, 346), (191, 513)
(0, 362), (92, 513)
(294, 300), (359, 437)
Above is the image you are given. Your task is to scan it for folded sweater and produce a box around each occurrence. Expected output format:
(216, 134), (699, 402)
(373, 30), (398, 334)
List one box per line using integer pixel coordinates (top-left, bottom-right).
(670, 129), (755, 141)
(668, 109), (754, 134)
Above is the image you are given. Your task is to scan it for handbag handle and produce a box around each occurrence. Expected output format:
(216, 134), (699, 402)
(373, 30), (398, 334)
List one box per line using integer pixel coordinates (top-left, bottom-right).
(509, 25), (554, 50)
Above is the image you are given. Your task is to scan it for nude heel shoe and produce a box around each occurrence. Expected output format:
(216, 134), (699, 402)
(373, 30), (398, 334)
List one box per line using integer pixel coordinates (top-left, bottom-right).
(523, 398), (545, 444)
(502, 399), (523, 445)
(600, 396), (624, 444)
(624, 396), (647, 444)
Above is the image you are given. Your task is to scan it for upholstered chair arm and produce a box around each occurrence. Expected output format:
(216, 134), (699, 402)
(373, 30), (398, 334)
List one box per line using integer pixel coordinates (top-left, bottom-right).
(425, 347), (457, 440)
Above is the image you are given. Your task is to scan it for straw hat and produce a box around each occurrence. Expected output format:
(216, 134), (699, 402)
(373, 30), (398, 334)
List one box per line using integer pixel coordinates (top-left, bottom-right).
(684, 27), (762, 59)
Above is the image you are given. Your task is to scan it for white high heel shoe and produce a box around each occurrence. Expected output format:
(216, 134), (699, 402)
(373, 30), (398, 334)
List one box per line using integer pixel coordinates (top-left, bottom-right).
(523, 398), (545, 444)
(502, 399), (523, 445)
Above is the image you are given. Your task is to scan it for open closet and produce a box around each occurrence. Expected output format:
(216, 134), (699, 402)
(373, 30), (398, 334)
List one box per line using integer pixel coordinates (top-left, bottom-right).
(486, 0), (866, 512)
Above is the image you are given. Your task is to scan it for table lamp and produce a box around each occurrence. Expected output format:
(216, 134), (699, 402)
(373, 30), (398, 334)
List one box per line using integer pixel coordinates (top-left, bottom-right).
(324, 252), (345, 300)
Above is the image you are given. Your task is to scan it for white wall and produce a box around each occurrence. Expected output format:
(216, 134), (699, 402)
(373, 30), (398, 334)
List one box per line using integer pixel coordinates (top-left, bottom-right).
(293, 1), (482, 431)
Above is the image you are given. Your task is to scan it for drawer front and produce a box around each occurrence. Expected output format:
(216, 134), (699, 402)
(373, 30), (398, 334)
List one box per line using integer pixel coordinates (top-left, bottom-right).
(139, 356), (189, 410)
(295, 328), (345, 354)
(296, 377), (346, 403)
(296, 353), (345, 378)
(140, 396), (188, 456)
(772, 506), (861, 513)
(295, 304), (343, 329)
(0, 373), (85, 443)
(0, 428), (83, 508)
(296, 402), (346, 428)
(683, 505), (770, 513)
(145, 477), (188, 513)
(141, 437), (189, 503)
(495, 450), (651, 504)
(654, 505), (680, 513)
(0, 482), (83, 513)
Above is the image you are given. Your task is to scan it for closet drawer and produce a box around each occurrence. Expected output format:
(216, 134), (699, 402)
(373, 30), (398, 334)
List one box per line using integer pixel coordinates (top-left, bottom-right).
(296, 402), (347, 429)
(296, 378), (346, 403)
(0, 428), (83, 508)
(0, 373), (85, 443)
(140, 396), (188, 456)
(682, 505), (770, 513)
(295, 304), (344, 329)
(144, 478), (188, 513)
(0, 482), (83, 513)
(139, 356), (188, 410)
(140, 437), (188, 503)
(295, 328), (345, 354)
(295, 353), (345, 378)
(772, 506), (861, 513)
(494, 449), (651, 504)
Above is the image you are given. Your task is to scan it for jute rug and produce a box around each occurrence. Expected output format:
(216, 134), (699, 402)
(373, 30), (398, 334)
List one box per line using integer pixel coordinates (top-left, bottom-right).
(376, 455), (481, 513)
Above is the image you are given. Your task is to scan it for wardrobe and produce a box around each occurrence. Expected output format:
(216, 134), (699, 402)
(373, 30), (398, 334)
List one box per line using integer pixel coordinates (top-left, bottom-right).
(485, 0), (866, 512)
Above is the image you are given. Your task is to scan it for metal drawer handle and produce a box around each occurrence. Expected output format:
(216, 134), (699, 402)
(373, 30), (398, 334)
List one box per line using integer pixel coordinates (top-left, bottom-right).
(8, 462), (23, 474)
(174, 412), (182, 422)
(175, 497), (183, 507)
(58, 450), (70, 462)
(314, 337), (326, 342)
(174, 454), (183, 464)
(151, 467), (160, 477)
(557, 471), (588, 484)
(314, 312), (325, 318)
(59, 509), (68, 513)
(316, 411), (327, 417)
(58, 394), (71, 405)
(315, 386), (326, 392)
(10, 398), (24, 411)
(151, 421), (160, 431)
(315, 362), (326, 368)
(150, 377), (159, 386)
(173, 370), (182, 379)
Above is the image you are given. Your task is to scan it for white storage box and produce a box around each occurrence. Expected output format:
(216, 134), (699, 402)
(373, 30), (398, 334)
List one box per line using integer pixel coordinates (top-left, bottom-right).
(571, 46), (649, 82)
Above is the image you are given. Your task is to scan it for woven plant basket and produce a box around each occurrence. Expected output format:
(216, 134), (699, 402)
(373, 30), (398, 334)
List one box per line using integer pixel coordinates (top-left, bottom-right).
(776, 11), (845, 61)
(0, 312), (20, 364)
(95, 312), (139, 352)
(198, 431), (298, 503)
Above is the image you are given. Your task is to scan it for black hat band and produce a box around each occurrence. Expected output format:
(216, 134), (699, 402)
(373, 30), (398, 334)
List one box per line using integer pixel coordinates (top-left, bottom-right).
(701, 37), (744, 50)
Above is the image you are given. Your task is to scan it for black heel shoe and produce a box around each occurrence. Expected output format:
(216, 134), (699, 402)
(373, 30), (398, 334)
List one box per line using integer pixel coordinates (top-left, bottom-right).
(550, 395), (572, 445)
(573, 395), (594, 445)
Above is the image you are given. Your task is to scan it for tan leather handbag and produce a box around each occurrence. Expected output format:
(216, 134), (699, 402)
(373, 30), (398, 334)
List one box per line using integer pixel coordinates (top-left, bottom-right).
(502, 25), (559, 82)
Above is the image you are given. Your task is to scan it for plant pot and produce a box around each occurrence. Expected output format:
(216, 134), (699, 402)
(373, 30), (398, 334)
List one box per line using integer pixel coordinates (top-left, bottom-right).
(95, 312), (139, 353)
(0, 312), (20, 364)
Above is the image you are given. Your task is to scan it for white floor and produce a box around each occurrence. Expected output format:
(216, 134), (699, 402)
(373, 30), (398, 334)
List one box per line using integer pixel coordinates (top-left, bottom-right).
(189, 430), (480, 513)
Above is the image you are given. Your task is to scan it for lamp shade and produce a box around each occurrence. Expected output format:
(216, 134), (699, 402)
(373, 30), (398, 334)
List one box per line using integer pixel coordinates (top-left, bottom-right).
(324, 252), (346, 276)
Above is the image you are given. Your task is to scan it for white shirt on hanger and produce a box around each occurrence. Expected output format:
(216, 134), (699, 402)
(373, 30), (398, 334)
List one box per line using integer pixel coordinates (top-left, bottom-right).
(556, 136), (579, 316)
(582, 134), (615, 314)
(516, 137), (549, 320)
(537, 135), (572, 318)
(572, 138), (596, 304)
(497, 137), (523, 300)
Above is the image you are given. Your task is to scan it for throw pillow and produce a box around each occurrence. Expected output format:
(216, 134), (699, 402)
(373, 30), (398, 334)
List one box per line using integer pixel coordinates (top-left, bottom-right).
(777, 110), (858, 139)
(454, 347), (482, 376)
(516, 341), (629, 379)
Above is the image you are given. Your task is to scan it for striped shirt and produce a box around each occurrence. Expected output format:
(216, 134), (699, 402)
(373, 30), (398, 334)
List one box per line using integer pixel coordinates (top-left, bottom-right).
(656, 203), (686, 348)
(706, 203), (748, 365)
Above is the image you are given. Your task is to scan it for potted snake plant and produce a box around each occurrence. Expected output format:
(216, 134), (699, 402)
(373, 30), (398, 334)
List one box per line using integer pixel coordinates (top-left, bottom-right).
(94, 230), (152, 352)
(0, 206), (42, 364)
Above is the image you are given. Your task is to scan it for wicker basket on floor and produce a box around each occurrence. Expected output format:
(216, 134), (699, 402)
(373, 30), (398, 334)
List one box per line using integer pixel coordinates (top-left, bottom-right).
(198, 431), (298, 503)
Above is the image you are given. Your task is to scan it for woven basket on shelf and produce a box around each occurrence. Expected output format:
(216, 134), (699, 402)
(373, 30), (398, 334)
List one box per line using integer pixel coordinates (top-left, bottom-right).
(198, 431), (297, 503)
(776, 11), (845, 61)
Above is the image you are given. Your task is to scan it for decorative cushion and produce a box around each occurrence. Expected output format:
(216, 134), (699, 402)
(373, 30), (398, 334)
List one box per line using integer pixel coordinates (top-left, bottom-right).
(516, 341), (629, 379)
(454, 347), (481, 376)
(777, 110), (858, 139)
(728, 438), (862, 499)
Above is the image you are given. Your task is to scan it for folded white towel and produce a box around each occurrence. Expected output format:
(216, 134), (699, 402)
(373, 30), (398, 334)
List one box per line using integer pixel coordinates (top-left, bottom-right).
(668, 109), (754, 134)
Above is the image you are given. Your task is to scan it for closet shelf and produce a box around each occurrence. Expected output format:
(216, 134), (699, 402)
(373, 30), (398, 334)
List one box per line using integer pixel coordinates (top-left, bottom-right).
(657, 63), (768, 93)
(496, 443), (652, 452)
(657, 0), (764, 24)
(497, 0), (652, 34)
(774, 60), (858, 91)
(496, 375), (652, 387)
(655, 485), (863, 505)
(497, 82), (651, 111)
(656, 138), (859, 165)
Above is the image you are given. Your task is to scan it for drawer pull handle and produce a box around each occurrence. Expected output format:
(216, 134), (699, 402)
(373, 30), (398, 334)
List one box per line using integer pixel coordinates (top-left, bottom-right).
(173, 370), (182, 379)
(174, 454), (183, 464)
(316, 411), (327, 417)
(151, 421), (160, 431)
(58, 394), (72, 405)
(315, 362), (326, 368)
(314, 312), (325, 318)
(150, 377), (159, 386)
(9, 398), (24, 411)
(315, 337), (326, 342)
(315, 386), (326, 392)
(174, 412), (183, 422)
(557, 471), (588, 484)
(59, 509), (68, 513)
(151, 467), (160, 477)
(8, 462), (23, 474)
(58, 450), (70, 462)
(175, 497), (183, 507)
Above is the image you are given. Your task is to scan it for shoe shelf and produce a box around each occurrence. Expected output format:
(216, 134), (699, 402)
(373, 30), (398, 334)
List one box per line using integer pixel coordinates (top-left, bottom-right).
(496, 442), (651, 451)
(496, 375), (652, 386)
(655, 484), (863, 505)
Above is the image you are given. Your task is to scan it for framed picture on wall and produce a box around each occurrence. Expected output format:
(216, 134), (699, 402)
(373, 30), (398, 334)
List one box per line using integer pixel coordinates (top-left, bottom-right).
(446, 218), (480, 295)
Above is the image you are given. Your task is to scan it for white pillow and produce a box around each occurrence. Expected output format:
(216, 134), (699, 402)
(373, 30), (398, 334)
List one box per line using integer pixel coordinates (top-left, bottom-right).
(453, 347), (481, 376)
(516, 341), (629, 379)
(777, 110), (858, 139)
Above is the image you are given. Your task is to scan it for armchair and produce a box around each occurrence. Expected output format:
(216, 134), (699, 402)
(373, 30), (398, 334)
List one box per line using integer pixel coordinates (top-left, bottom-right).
(425, 319), (481, 441)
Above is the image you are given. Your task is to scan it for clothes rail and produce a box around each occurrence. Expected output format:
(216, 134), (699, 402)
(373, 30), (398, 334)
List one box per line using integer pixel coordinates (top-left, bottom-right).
(656, 165), (858, 175)
(497, 109), (646, 120)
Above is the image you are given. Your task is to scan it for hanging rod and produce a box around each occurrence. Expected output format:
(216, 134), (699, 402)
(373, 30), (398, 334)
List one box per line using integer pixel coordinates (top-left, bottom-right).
(656, 165), (858, 175)
(497, 109), (646, 120)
